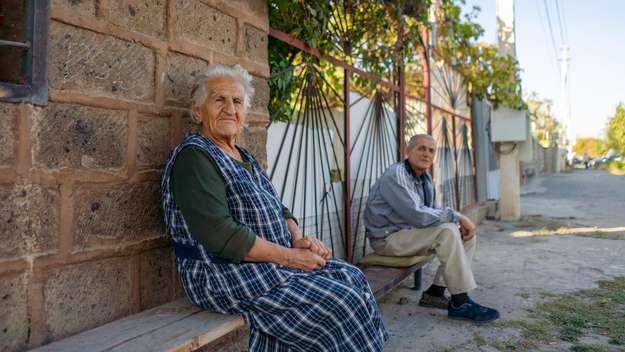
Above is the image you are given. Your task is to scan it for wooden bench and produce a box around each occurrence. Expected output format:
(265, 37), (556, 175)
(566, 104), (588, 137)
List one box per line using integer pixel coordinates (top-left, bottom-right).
(358, 254), (434, 299)
(32, 255), (432, 351)
(30, 299), (244, 352)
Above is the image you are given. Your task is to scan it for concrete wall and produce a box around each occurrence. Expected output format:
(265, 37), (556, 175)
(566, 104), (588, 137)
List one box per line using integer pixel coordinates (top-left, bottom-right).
(0, 1), (269, 351)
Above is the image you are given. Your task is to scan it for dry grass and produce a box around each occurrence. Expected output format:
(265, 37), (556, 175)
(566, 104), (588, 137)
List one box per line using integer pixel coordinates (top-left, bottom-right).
(487, 277), (625, 351)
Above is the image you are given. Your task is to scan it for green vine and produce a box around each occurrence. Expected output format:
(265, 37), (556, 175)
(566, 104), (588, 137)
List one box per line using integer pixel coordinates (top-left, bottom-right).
(267, 0), (527, 123)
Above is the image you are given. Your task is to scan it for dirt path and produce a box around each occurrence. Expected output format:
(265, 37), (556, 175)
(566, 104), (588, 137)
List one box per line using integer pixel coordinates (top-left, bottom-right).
(380, 170), (625, 352)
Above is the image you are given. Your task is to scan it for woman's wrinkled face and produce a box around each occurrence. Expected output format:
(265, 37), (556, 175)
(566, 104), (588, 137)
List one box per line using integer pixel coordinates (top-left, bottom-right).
(194, 76), (246, 141)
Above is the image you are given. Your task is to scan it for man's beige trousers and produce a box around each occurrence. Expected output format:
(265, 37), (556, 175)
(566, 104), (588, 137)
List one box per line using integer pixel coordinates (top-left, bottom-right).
(369, 223), (477, 294)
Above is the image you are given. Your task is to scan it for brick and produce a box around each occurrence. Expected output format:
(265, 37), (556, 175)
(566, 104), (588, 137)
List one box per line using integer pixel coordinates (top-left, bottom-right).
(140, 247), (173, 310)
(74, 182), (165, 250)
(0, 273), (28, 352)
(44, 258), (131, 339)
(32, 103), (127, 170)
(250, 76), (269, 114)
(0, 184), (59, 260)
(244, 25), (267, 63)
(48, 21), (155, 101)
(165, 53), (209, 105)
(137, 115), (170, 168)
(106, 0), (166, 38)
(228, 0), (267, 19)
(238, 125), (267, 169)
(181, 114), (200, 139)
(52, 0), (97, 17)
(0, 103), (17, 166)
(174, 0), (237, 55)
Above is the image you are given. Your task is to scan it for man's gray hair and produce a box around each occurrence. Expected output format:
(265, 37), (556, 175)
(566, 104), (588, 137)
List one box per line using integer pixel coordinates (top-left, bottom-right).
(406, 134), (435, 150)
(191, 64), (255, 112)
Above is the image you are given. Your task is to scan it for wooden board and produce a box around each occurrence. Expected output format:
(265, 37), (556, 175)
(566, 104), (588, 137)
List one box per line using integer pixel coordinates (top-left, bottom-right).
(110, 311), (244, 352)
(31, 299), (244, 352)
(33, 259), (432, 352)
(361, 257), (433, 299)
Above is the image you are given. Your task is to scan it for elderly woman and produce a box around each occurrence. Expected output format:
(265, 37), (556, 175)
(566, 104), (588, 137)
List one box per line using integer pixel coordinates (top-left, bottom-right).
(161, 64), (388, 351)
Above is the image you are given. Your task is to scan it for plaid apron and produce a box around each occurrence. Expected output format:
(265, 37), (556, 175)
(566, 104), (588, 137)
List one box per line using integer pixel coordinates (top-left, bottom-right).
(161, 133), (387, 351)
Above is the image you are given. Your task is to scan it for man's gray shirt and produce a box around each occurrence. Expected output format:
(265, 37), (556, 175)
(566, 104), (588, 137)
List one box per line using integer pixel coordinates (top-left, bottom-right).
(364, 160), (459, 239)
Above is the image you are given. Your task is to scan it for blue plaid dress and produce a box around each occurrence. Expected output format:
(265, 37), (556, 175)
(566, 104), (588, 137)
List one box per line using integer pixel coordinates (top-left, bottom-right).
(161, 134), (388, 352)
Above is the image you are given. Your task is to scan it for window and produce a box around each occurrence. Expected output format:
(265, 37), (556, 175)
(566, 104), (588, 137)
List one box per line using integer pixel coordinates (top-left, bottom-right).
(0, 0), (49, 105)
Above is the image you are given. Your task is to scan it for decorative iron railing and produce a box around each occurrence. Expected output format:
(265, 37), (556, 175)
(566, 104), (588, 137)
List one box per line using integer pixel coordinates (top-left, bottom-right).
(267, 28), (476, 263)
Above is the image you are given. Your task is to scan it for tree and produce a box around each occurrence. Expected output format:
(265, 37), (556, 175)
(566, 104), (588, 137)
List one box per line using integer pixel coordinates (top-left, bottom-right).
(526, 93), (561, 147)
(267, 0), (526, 121)
(435, 0), (526, 110)
(606, 103), (625, 156)
(572, 138), (606, 158)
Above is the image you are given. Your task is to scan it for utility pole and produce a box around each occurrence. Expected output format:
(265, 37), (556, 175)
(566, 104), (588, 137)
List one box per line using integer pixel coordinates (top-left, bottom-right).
(558, 45), (571, 156)
(496, 0), (523, 221)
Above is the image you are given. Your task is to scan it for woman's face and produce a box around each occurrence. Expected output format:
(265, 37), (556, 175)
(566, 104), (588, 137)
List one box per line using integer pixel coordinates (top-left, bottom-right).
(194, 76), (246, 142)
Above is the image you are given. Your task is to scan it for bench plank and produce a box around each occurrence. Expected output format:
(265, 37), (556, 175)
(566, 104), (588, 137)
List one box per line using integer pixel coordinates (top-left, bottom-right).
(360, 256), (433, 299)
(110, 311), (244, 352)
(33, 256), (432, 352)
(30, 299), (243, 352)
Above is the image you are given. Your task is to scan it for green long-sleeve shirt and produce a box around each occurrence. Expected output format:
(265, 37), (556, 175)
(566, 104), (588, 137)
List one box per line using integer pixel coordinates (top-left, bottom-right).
(171, 147), (297, 262)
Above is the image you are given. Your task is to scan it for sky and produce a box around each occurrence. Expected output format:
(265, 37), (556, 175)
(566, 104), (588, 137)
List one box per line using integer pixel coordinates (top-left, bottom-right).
(463, 0), (625, 141)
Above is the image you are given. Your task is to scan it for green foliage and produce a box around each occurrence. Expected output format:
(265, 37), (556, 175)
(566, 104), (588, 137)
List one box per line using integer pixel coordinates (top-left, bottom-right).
(526, 278), (625, 345)
(607, 160), (625, 175)
(267, 1), (395, 122)
(267, 0), (526, 122)
(472, 333), (487, 346)
(572, 137), (607, 158)
(490, 338), (519, 351)
(606, 103), (625, 156)
(435, 0), (526, 110)
(569, 344), (611, 352)
(527, 93), (561, 147)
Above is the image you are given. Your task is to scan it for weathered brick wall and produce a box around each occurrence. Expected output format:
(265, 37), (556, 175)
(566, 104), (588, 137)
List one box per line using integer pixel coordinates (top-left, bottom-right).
(0, 1), (269, 351)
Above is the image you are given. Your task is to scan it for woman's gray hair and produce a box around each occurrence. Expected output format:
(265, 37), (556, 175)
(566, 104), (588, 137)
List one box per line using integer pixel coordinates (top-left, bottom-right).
(190, 64), (255, 114)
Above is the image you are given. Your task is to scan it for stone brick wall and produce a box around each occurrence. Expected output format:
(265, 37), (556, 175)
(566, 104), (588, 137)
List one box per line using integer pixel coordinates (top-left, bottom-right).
(0, 1), (269, 351)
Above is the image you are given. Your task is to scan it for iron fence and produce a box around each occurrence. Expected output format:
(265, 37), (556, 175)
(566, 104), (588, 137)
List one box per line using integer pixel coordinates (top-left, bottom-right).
(267, 27), (476, 263)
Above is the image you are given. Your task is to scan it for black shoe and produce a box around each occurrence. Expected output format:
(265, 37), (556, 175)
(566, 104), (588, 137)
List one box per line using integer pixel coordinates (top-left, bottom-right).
(418, 292), (449, 310)
(448, 297), (500, 322)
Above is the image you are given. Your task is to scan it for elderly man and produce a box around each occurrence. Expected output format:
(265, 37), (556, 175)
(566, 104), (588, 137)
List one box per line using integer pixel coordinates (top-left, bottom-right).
(364, 134), (499, 322)
(161, 64), (387, 351)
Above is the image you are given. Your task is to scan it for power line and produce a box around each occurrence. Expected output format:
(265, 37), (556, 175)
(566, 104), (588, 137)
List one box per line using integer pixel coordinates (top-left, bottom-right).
(535, 0), (558, 71)
(554, 0), (568, 44)
(555, 0), (568, 44)
(542, 0), (559, 57)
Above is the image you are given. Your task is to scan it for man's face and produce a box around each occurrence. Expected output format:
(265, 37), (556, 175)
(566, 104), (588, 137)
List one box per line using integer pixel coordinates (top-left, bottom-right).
(194, 76), (246, 140)
(407, 136), (436, 172)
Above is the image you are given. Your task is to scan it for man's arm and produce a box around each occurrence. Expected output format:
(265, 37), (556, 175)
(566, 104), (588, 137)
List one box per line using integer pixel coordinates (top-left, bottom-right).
(379, 167), (459, 227)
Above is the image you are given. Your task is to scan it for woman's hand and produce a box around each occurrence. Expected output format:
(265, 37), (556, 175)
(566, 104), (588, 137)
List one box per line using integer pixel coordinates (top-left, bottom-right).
(245, 236), (327, 271)
(283, 248), (327, 272)
(293, 236), (332, 260)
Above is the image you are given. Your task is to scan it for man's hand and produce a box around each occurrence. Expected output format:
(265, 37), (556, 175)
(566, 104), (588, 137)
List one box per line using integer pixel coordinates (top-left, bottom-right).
(459, 215), (477, 242)
(293, 236), (332, 260)
(283, 248), (326, 272)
